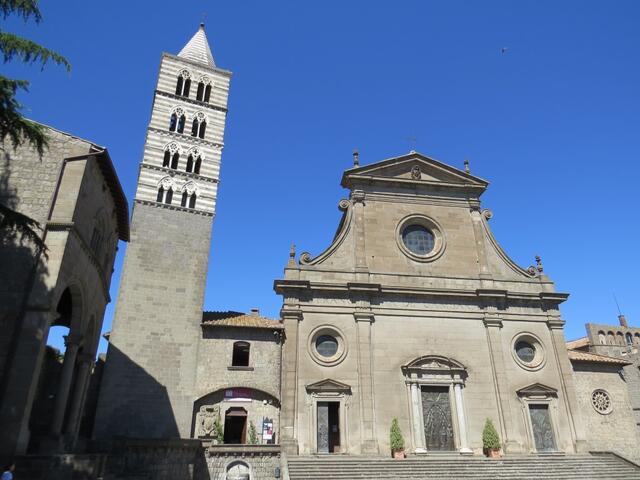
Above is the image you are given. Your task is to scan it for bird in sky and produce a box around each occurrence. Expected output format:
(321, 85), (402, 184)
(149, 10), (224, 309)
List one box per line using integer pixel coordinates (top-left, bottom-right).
(501, 47), (509, 54)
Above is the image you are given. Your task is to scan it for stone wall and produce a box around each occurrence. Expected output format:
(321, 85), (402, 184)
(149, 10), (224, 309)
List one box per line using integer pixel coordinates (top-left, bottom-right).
(204, 445), (281, 480)
(572, 362), (640, 463)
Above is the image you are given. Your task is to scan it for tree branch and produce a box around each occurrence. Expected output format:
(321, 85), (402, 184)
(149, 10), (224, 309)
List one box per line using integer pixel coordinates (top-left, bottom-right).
(0, 0), (42, 22)
(0, 32), (70, 71)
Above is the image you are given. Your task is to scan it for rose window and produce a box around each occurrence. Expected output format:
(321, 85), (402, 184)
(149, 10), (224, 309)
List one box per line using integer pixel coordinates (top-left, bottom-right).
(591, 389), (612, 414)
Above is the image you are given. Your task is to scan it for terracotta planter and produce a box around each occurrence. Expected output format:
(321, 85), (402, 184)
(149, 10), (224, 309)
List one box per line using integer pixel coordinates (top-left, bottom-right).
(392, 449), (405, 459)
(487, 448), (501, 458)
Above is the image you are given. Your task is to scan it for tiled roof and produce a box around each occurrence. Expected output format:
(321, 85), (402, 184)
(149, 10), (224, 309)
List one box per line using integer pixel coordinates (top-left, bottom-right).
(567, 349), (630, 365)
(202, 311), (283, 330)
(566, 337), (590, 350)
(178, 24), (215, 67)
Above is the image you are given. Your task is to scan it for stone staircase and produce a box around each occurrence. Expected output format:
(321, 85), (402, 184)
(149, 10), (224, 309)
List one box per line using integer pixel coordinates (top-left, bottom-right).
(287, 453), (640, 479)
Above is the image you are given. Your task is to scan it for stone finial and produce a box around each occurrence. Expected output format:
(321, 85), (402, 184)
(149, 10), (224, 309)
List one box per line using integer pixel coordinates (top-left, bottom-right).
(353, 149), (359, 166)
(287, 244), (296, 267)
(535, 255), (543, 273)
(464, 159), (470, 174)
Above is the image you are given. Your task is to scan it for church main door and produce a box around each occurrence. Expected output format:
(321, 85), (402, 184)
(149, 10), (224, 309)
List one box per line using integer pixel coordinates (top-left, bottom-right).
(529, 404), (556, 452)
(422, 386), (454, 451)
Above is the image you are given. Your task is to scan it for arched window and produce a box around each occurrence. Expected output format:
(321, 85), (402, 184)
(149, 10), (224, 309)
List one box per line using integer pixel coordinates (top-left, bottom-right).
(169, 107), (186, 133)
(163, 150), (170, 168)
(191, 112), (207, 139)
(625, 333), (633, 347)
(616, 332), (625, 346)
(607, 331), (615, 345)
(598, 331), (606, 345)
(157, 178), (175, 205)
(171, 152), (179, 170)
(175, 70), (191, 97)
(204, 84), (212, 103)
(186, 155), (194, 173)
(232, 342), (250, 367)
(181, 191), (188, 207)
(181, 191), (197, 209)
(189, 194), (196, 209)
(196, 81), (205, 101)
(194, 156), (202, 174)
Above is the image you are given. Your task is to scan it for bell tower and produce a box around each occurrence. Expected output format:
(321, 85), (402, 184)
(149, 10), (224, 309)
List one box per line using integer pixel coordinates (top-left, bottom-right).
(94, 24), (231, 439)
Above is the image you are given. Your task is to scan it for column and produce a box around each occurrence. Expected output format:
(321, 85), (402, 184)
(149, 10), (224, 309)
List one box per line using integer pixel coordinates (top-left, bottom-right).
(453, 383), (472, 454)
(280, 307), (302, 455)
(410, 383), (426, 453)
(50, 333), (82, 435)
(547, 318), (588, 453)
(64, 353), (94, 445)
(355, 312), (378, 454)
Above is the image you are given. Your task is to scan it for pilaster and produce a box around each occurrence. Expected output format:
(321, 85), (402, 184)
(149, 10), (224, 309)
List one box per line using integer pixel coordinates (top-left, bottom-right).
(354, 311), (378, 454)
(280, 307), (302, 455)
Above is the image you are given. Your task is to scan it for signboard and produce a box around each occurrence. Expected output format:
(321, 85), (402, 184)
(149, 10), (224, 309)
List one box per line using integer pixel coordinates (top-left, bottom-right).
(262, 418), (274, 441)
(224, 388), (251, 401)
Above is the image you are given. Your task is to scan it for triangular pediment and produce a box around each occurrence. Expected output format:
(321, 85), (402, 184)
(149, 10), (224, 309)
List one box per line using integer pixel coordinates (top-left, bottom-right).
(517, 383), (558, 396)
(306, 378), (352, 393)
(341, 152), (488, 191)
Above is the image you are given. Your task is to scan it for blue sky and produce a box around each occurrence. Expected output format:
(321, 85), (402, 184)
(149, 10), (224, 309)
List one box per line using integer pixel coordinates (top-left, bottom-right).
(5, 1), (639, 353)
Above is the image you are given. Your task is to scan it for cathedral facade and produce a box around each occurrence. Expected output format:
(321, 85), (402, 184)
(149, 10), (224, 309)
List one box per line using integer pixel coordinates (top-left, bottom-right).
(90, 24), (640, 476)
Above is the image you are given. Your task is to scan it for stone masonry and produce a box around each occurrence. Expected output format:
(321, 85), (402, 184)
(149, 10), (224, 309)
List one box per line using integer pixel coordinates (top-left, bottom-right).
(94, 24), (232, 441)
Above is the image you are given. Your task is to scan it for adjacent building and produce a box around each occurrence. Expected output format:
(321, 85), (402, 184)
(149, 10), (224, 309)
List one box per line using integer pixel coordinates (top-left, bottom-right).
(0, 125), (129, 460)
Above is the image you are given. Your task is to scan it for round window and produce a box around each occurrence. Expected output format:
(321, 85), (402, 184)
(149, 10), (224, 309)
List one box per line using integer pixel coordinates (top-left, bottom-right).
(591, 390), (613, 415)
(511, 333), (546, 371)
(316, 335), (338, 357)
(308, 326), (348, 366)
(402, 225), (435, 255)
(515, 341), (536, 363)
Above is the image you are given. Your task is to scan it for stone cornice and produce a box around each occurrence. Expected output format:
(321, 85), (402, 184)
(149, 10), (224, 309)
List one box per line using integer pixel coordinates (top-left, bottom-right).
(134, 199), (215, 217)
(155, 90), (228, 114)
(140, 163), (219, 184)
(148, 127), (224, 149)
(162, 52), (233, 77)
(273, 279), (568, 308)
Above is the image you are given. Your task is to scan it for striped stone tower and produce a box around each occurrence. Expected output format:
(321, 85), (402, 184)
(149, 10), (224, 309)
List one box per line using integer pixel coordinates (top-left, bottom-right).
(94, 24), (231, 440)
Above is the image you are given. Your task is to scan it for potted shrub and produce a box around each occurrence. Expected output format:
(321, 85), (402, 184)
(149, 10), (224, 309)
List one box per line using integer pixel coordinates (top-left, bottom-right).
(482, 418), (501, 458)
(212, 417), (224, 445)
(390, 418), (406, 459)
(248, 421), (259, 444)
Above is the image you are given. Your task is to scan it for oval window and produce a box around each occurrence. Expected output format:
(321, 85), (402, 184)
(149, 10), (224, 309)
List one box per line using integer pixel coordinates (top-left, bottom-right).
(402, 224), (435, 255)
(315, 335), (338, 357)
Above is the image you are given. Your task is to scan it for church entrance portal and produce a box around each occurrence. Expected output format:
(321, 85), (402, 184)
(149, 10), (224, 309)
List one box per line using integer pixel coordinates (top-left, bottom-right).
(422, 386), (454, 451)
(224, 407), (247, 444)
(529, 404), (556, 452)
(317, 402), (340, 453)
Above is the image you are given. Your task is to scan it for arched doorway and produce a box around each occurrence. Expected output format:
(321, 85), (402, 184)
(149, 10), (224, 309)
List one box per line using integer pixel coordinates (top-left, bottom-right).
(402, 355), (471, 454)
(224, 407), (248, 444)
(226, 460), (250, 480)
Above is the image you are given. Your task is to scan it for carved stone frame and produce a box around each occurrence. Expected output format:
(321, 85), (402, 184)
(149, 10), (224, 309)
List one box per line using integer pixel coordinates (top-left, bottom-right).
(306, 380), (351, 454)
(401, 356), (471, 454)
(517, 384), (561, 454)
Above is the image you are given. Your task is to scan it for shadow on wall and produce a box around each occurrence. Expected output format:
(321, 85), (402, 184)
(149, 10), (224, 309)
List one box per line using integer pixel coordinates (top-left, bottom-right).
(92, 343), (180, 442)
(0, 149), (53, 463)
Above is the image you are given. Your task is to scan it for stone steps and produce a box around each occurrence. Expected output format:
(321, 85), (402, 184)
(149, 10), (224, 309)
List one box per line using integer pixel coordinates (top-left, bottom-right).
(287, 453), (640, 479)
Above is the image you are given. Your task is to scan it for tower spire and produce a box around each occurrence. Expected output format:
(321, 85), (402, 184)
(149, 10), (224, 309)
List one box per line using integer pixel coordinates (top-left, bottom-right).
(178, 23), (215, 67)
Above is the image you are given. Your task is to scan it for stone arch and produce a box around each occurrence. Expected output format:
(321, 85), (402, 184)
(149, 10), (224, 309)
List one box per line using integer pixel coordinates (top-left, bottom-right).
(225, 460), (250, 480)
(401, 355), (470, 453)
(616, 331), (625, 346)
(597, 331), (606, 345)
(191, 387), (280, 442)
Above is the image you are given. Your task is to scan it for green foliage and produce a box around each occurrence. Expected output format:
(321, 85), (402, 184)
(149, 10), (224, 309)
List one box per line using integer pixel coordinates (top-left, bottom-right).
(0, 0), (43, 22)
(0, 0), (70, 252)
(482, 418), (501, 450)
(0, 202), (46, 255)
(213, 417), (224, 441)
(248, 421), (259, 444)
(389, 418), (405, 452)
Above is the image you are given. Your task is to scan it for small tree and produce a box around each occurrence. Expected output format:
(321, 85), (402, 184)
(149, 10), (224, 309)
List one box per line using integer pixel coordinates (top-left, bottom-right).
(213, 417), (224, 442)
(248, 421), (259, 444)
(389, 418), (405, 452)
(482, 418), (501, 451)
